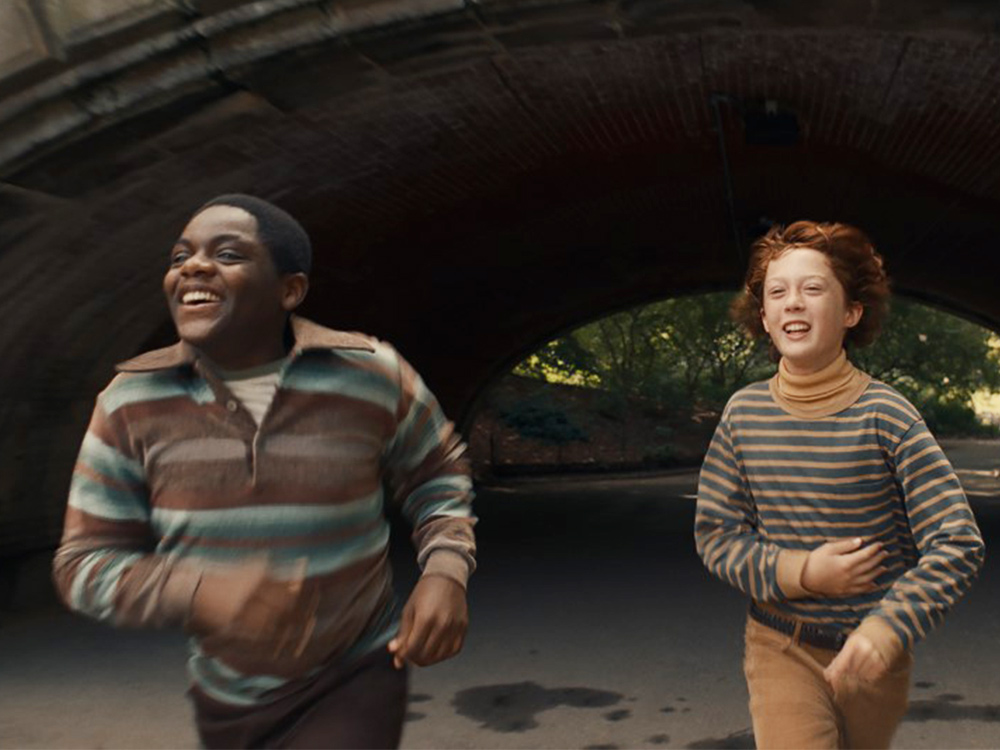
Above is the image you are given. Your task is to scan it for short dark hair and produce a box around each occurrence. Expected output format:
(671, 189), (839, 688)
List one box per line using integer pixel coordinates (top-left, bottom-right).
(732, 220), (890, 348)
(195, 194), (312, 274)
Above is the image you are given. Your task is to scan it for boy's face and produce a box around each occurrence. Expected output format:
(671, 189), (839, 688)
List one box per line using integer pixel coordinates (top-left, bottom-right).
(164, 205), (305, 369)
(760, 247), (863, 375)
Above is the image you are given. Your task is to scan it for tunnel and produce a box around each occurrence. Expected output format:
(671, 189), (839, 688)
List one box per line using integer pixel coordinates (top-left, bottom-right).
(3, 0), (1000, 563)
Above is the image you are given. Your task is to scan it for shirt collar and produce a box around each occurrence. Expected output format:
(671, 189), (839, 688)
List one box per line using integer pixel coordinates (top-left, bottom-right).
(115, 315), (376, 373)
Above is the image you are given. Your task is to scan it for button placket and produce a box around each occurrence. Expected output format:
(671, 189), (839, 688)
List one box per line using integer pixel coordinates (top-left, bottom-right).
(194, 360), (258, 484)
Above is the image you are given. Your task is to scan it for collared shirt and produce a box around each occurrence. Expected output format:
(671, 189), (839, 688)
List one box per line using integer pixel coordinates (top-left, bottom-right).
(53, 317), (476, 706)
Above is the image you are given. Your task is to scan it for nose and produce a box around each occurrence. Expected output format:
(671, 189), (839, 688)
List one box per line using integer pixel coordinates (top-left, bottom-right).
(179, 250), (214, 277)
(784, 288), (804, 310)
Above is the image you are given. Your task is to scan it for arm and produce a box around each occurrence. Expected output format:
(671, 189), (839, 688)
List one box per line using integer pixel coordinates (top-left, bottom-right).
(52, 397), (201, 628)
(381, 348), (476, 667)
(694, 412), (811, 602)
(53, 394), (315, 656)
(834, 420), (984, 676)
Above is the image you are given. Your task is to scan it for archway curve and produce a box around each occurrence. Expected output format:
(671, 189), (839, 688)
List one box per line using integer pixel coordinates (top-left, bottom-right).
(4, 0), (1000, 551)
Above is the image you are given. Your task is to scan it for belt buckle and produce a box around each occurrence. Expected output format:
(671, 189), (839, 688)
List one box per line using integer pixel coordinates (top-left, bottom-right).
(812, 627), (848, 652)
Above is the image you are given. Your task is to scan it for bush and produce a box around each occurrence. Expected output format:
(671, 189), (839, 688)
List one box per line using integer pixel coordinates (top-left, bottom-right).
(641, 425), (679, 465)
(499, 400), (589, 445)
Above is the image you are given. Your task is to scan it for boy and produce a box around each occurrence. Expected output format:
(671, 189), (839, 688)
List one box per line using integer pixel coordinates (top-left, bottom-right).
(694, 221), (984, 749)
(53, 194), (476, 749)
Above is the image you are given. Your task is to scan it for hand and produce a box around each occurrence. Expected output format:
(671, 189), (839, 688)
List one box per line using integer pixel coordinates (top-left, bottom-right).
(823, 632), (889, 697)
(190, 557), (318, 659)
(387, 576), (468, 669)
(801, 537), (887, 597)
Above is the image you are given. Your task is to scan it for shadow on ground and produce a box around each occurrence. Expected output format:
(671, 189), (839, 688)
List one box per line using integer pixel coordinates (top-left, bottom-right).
(452, 682), (624, 733)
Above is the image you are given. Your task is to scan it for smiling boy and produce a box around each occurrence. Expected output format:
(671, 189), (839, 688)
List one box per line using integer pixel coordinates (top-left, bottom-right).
(53, 195), (476, 749)
(694, 221), (984, 749)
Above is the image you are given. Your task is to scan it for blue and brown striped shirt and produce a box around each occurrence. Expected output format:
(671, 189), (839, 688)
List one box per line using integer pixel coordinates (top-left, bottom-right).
(53, 316), (476, 705)
(695, 376), (983, 660)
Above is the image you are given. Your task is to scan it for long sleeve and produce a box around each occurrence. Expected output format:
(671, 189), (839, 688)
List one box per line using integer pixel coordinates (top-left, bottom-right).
(52, 394), (201, 628)
(854, 420), (984, 663)
(383, 348), (476, 588)
(694, 410), (810, 602)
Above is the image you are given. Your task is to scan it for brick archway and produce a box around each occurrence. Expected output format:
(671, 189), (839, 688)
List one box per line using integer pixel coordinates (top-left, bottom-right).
(3, 0), (1000, 550)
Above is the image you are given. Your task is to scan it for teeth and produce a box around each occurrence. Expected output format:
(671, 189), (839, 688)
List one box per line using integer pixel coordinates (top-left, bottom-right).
(784, 323), (809, 333)
(182, 290), (221, 304)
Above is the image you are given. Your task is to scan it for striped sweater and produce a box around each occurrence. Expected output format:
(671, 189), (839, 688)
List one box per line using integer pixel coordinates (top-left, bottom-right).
(695, 376), (984, 664)
(53, 316), (476, 706)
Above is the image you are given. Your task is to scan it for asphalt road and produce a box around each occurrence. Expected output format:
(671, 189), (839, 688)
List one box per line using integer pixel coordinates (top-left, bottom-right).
(2, 442), (999, 749)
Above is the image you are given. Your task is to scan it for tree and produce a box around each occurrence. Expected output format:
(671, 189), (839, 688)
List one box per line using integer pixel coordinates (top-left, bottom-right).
(853, 299), (1000, 435)
(515, 292), (770, 412)
(513, 293), (1000, 436)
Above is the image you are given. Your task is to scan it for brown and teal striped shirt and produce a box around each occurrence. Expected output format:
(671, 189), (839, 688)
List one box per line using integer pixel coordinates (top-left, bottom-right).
(53, 316), (476, 705)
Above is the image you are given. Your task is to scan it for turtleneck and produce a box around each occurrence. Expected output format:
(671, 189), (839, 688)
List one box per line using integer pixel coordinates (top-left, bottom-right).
(768, 349), (871, 419)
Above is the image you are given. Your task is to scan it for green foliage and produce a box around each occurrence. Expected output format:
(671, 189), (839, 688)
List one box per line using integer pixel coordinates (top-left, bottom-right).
(499, 400), (589, 445)
(642, 424), (680, 464)
(853, 299), (1000, 403)
(516, 292), (771, 412)
(852, 299), (1000, 436)
(513, 294), (1000, 437)
(910, 396), (999, 438)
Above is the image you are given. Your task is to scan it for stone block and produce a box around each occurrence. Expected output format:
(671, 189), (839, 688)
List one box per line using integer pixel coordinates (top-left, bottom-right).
(207, 6), (336, 72)
(474, 1), (620, 48)
(327, 0), (466, 35)
(153, 91), (283, 153)
(79, 46), (211, 117)
(224, 44), (381, 110)
(0, 2), (51, 81)
(0, 98), (91, 172)
(346, 11), (494, 74)
(39, 0), (176, 47)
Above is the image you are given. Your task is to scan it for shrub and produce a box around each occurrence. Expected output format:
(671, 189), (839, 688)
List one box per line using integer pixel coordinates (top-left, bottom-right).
(499, 400), (589, 445)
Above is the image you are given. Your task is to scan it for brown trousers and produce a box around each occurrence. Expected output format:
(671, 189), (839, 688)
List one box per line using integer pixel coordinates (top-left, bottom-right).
(744, 615), (911, 749)
(191, 649), (409, 749)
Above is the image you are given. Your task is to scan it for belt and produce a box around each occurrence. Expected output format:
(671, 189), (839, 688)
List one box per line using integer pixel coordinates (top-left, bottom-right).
(749, 602), (849, 652)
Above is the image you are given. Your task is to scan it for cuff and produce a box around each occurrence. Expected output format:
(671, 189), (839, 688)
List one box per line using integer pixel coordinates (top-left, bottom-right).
(776, 549), (811, 599)
(421, 550), (471, 590)
(853, 615), (906, 669)
(160, 561), (203, 627)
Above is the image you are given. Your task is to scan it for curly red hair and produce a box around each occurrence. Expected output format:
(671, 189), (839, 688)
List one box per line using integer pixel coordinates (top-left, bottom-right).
(732, 220), (890, 348)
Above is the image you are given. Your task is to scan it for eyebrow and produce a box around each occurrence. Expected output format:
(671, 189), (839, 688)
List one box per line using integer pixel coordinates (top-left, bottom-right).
(766, 274), (829, 284)
(172, 233), (247, 248)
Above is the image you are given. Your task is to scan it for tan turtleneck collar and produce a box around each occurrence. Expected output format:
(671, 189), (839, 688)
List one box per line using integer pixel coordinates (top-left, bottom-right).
(768, 349), (872, 418)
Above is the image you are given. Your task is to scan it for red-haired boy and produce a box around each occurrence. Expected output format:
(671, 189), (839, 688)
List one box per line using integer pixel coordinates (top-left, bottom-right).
(695, 221), (983, 748)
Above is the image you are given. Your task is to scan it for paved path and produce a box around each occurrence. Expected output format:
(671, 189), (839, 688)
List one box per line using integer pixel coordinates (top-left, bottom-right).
(2, 444), (999, 749)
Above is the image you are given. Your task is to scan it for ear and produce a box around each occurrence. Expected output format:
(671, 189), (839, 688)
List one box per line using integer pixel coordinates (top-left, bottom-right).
(844, 301), (863, 329)
(760, 307), (770, 334)
(280, 273), (309, 312)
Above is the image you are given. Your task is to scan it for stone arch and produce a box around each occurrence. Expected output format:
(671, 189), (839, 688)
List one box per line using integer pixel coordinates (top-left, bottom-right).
(3, 0), (1000, 551)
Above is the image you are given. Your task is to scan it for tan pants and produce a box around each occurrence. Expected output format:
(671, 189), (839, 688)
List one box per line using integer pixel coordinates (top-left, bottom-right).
(744, 615), (911, 749)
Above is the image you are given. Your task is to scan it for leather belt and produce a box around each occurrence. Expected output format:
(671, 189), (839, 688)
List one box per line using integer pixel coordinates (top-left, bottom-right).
(749, 602), (849, 652)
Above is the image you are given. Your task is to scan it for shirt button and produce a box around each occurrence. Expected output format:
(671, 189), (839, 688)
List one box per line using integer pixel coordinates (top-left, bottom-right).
(226, 400), (239, 412)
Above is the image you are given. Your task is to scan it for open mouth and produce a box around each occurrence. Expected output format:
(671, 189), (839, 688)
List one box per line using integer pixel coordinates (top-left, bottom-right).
(783, 322), (810, 336)
(180, 290), (222, 306)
